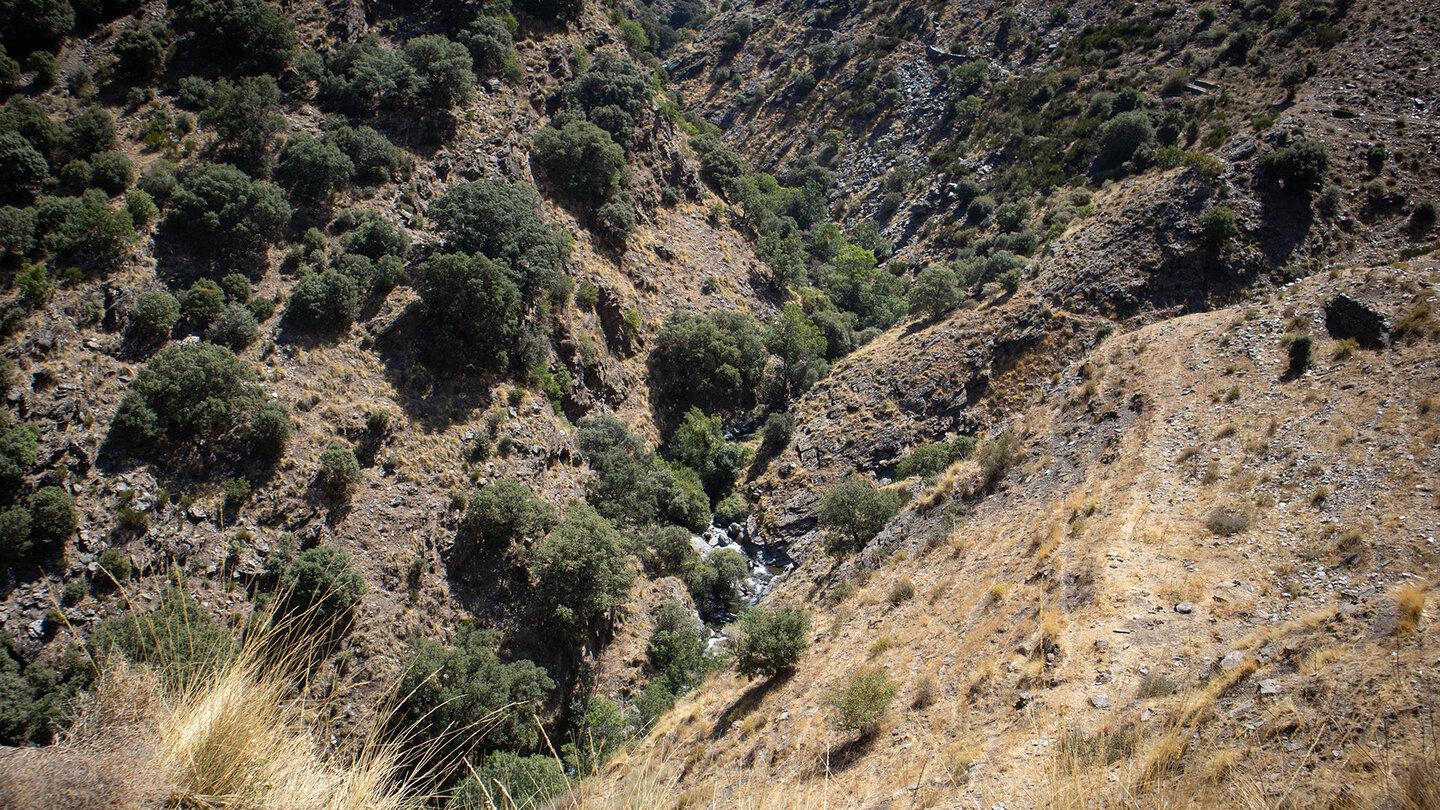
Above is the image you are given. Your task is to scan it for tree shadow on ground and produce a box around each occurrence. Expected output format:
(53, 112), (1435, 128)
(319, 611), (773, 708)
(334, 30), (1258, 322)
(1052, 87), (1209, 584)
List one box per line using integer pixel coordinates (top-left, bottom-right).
(709, 671), (793, 741)
(372, 302), (500, 432)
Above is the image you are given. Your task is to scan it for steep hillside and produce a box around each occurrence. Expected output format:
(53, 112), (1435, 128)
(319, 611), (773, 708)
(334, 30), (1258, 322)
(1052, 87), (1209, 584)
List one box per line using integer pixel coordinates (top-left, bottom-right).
(0, 0), (1437, 806)
(591, 259), (1440, 808)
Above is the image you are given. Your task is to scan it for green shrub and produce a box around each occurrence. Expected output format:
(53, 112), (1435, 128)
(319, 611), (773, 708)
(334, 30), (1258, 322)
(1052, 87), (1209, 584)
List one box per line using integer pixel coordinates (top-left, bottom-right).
(649, 311), (767, 414)
(339, 211), (409, 259)
(36, 191), (136, 268)
(26, 486), (74, 552)
(464, 478), (557, 553)
(111, 341), (265, 443)
(181, 279), (225, 332)
(731, 604), (810, 679)
(220, 475), (251, 508)
(187, 0), (297, 72)
(66, 108), (116, 161)
(0, 132), (50, 195)
(530, 500), (636, 633)
(909, 264), (959, 320)
(399, 34), (477, 110)
(165, 162), (290, 256)
(88, 151), (133, 196)
(1266, 140), (1329, 193)
(1096, 110), (1156, 173)
(318, 441), (361, 498)
(199, 76), (285, 166)
(829, 667), (897, 735)
(0, 206), (35, 256)
(285, 270), (360, 332)
(447, 751), (565, 810)
(895, 436), (975, 479)
(415, 252), (519, 369)
(115, 27), (166, 79)
(96, 547), (131, 582)
(1199, 205), (1239, 246)
(760, 412), (795, 456)
(714, 493), (748, 527)
(325, 125), (409, 184)
(0, 507), (33, 562)
(1286, 333), (1313, 375)
(88, 585), (232, 687)
(457, 15), (521, 83)
(668, 407), (751, 500)
(246, 401), (292, 459)
(274, 133), (354, 201)
(428, 180), (570, 298)
(647, 598), (713, 693)
(818, 474), (902, 556)
(0, 411), (36, 499)
(129, 289), (179, 340)
(274, 545), (364, 632)
(394, 626), (553, 767)
(648, 525), (694, 574)
(124, 189), (157, 227)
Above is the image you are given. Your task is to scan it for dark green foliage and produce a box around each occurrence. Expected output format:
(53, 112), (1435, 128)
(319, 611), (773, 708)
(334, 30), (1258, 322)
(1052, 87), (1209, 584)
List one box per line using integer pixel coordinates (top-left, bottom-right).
(646, 462), (711, 532)
(909, 264), (959, 320)
(668, 407), (750, 501)
(34, 191), (135, 268)
(285, 270), (359, 332)
(205, 303), (260, 350)
(320, 34), (474, 114)
(530, 500), (636, 633)
(166, 163), (290, 256)
(125, 189), (157, 227)
(895, 436), (976, 479)
(766, 303), (828, 400)
(1095, 110), (1156, 174)
(0, 507), (32, 562)
(129, 289), (179, 340)
(823, 246), (907, 330)
(199, 76), (284, 166)
(400, 34), (476, 109)
(115, 27), (166, 80)
(760, 412), (795, 456)
(807, 307), (854, 359)
(112, 341), (265, 443)
(648, 311), (766, 413)
(339, 211), (408, 259)
(1286, 333), (1313, 375)
(648, 525), (694, 575)
(0, 49), (18, 91)
(818, 474), (902, 556)
(647, 598), (712, 694)
(690, 134), (749, 193)
(731, 604), (809, 679)
(187, 0), (296, 72)
(565, 50), (650, 122)
(325, 125), (409, 185)
(0, 639), (92, 746)
(88, 586), (232, 688)
(1266, 140), (1329, 193)
(181, 279), (225, 332)
(87, 151), (133, 196)
(246, 401), (292, 459)
(1199, 205), (1239, 246)
(830, 667), (896, 735)
(428, 180), (570, 298)
(394, 624), (553, 763)
(515, 0), (583, 22)
(175, 76), (212, 110)
(594, 192), (636, 243)
(275, 545), (364, 631)
(0, 101), (63, 162)
(64, 108), (115, 163)
(1, 0), (75, 50)
(318, 441), (361, 498)
(447, 752), (565, 810)
(464, 478), (557, 552)
(274, 133), (354, 201)
(0, 410), (37, 500)
(458, 15), (521, 82)
(0, 133), (50, 196)
(26, 486), (74, 552)
(0, 206), (35, 256)
(218, 272), (250, 303)
(415, 252), (520, 370)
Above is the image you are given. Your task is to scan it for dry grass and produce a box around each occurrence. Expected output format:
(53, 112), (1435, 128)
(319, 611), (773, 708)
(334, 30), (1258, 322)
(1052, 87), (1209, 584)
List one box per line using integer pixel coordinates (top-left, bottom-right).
(1394, 584), (1427, 637)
